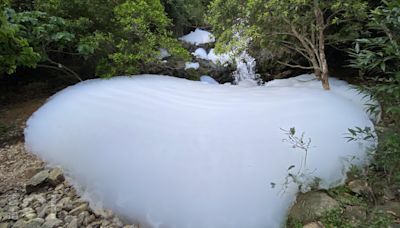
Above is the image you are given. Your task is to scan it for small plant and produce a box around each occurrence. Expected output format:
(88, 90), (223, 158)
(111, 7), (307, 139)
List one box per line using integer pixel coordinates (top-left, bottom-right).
(345, 126), (376, 143)
(272, 127), (316, 194)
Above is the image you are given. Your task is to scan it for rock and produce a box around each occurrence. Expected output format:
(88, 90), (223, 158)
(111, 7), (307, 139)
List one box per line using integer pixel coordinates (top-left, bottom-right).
(93, 208), (113, 219)
(383, 188), (397, 201)
(63, 215), (75, 224)
(25, 218), (44, 228)
(25, 170), (49, 194)
(0, 223), (10, 228)
(83, 214), (95, 226)
(45, 213), (56, 220)
(375, 202), (400, 218)
(11, 220), (25, 228)
(69, 203), (88, 216)
(344, 206), (367, 222)
(66, 218), (78, 228)
(112, 217), (123, 227)
(36, 205), (49, 218)
(42, 218), (62, 228)
(87, 220), (102, 227)
(23, 167), (44, 180)
(348, 179), (369, 195)
(303, 221), (325, 228)
(76, 211), (89, 226)
(57, 197), (71, 209)
(288, 191), (340, 224)
(48, 168), (65, 186)
(101, 220), (110, 226)
(24, 213), (36, 220)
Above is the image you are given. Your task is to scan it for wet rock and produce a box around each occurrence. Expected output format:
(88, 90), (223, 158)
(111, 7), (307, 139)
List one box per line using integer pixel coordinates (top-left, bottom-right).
(288, 191), (340, 224)
(25, 170), (49, 194)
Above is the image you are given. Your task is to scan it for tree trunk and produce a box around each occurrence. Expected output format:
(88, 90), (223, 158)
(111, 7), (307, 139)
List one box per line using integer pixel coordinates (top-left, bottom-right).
(321, 61), (329, 90)
(314, 0), (330, 90)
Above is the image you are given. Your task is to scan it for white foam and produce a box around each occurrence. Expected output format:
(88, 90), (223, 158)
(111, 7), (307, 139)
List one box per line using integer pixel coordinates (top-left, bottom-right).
(25, 75), (375, 228)
(184, 62), (200, 70)
(179, 29), (215, 46)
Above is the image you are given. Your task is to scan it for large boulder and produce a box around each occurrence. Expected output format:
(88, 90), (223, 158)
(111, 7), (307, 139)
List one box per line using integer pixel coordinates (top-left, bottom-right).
(288, 191), (340, 224)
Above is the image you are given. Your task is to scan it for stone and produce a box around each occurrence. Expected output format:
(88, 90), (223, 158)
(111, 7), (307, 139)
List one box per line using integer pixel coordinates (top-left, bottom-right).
(56, 197), (71, 208)
(344, 206), (367, 221)
(11, 220), (26, 228)
(24, 213), (37, 220)
(23, 167), (44, 180)
(83, 214), (95, 226)
(101, 220), (110, 226)
(288, 191), (340, 224)
(63, 215), (75, 224)
(303, 221), (325, 228)
(25, 218), (44, 228)
(0, 223), (9, 228)
(25, 170), (49, 194)
(66, 218), (78, 228)
(0, 199), (7, 208)
(77, 211), (89, 226)
(48, 168), (65, 186)
(69, 203), (88, 216)
(36, 205), (49, 218)
(42, 218), (62, 228)
(375, 202), (400, 218)
(112, 217), (123, 227)
(93, 208), (113, 219)
(348, 179), (369, 195)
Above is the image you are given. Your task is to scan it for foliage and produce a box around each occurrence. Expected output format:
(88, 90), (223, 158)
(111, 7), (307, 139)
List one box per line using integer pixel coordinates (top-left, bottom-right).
(162, 0), (209, 35)
(0, 8), (40, 75)
(4, 8), (83, 80)
(99, 0), (189, 77)
(349, 0), (400, 184)
(34, 0), (189, 78)
(2, 0), (189, 79)
(208, 0), (368, 89)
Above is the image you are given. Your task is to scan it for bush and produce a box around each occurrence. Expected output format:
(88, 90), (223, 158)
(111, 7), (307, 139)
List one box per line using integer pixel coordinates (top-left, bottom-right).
(349, 0), (400, 184)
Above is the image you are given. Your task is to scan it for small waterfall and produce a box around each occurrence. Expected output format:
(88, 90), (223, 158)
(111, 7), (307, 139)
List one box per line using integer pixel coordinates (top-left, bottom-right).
(229, 19), (261, 86)
(232, 51), (260, 85)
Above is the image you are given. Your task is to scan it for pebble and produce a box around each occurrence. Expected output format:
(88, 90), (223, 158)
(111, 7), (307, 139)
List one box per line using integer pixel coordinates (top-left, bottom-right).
(0, 167), (138, 228)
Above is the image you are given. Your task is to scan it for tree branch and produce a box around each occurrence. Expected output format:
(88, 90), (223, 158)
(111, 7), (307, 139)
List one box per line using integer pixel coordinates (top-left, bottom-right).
(277, 61), (316, 70)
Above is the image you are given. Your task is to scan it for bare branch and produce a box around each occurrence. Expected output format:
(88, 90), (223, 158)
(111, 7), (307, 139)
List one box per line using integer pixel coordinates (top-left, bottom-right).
(277, 61), (316, 70)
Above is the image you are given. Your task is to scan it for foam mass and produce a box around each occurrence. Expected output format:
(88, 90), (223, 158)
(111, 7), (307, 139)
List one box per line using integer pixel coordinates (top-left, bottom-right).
(25, 75), (375, 228)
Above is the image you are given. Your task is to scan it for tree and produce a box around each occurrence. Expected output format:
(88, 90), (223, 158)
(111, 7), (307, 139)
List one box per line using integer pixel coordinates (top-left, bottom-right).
(34, 0), (189, 78)
(2, 0), (189, 79)
(209, 0), (368, 90)
(3, 8), (82, 80)
(162, 0), (209, 35)
(0, 8), (40, 75)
